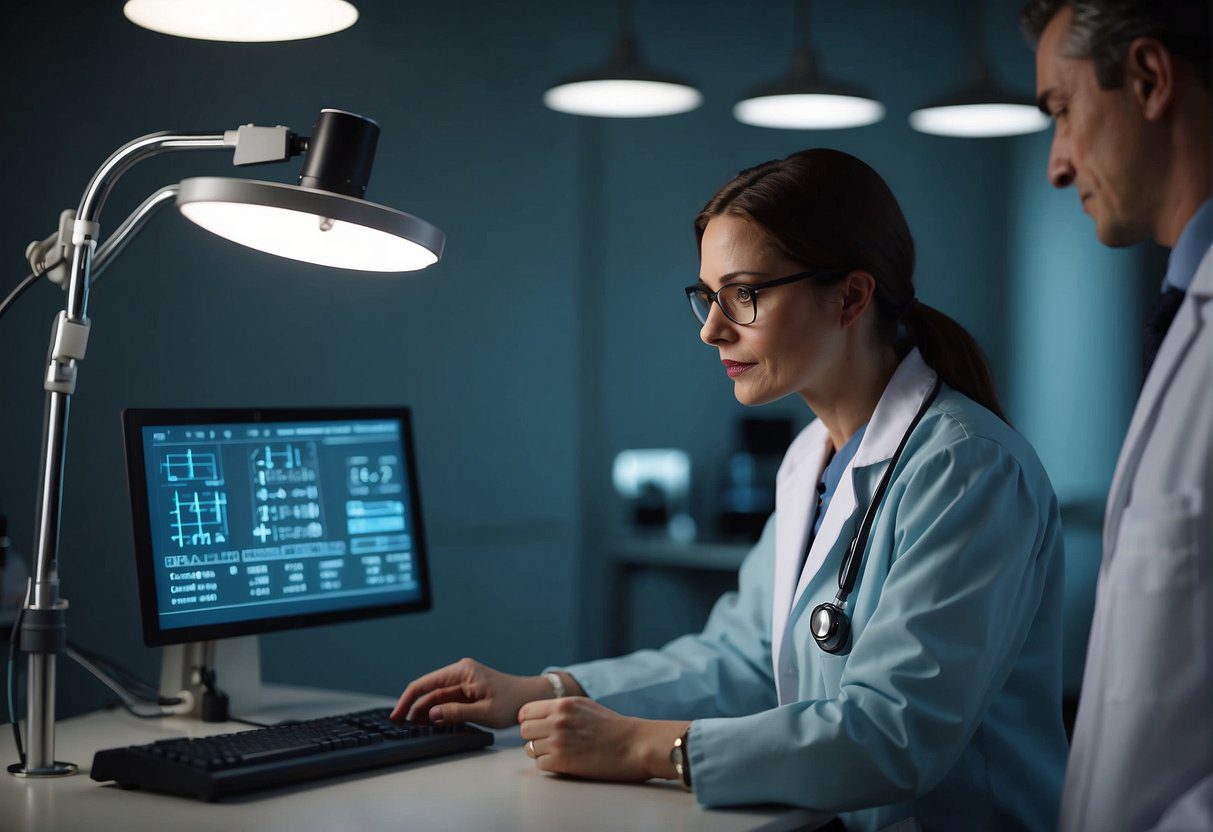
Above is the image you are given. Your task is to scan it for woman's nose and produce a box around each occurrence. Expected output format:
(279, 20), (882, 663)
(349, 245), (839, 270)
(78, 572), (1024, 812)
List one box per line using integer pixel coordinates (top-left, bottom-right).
(699, 302), (735, 346)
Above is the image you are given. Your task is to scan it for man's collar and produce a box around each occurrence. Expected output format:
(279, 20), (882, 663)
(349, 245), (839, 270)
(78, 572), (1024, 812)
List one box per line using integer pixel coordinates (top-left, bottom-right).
(1163, 196), (1213, 293)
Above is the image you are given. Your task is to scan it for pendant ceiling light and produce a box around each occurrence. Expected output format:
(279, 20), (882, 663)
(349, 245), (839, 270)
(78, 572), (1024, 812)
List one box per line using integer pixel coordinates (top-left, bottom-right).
(543, 0), (702, 118)
(908, 1), (1048, 137)
(123, 0), (358, 43)
(734, 0), (884, 130)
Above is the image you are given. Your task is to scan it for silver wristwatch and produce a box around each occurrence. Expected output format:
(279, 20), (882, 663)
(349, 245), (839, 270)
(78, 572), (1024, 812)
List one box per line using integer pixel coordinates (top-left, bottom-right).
(669, 728), (692, 791)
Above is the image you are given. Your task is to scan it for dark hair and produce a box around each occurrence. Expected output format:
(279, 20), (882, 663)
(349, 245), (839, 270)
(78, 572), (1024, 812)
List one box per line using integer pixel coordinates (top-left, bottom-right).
(1020, 0), (1211, 89)
(694, 148), (1007, 422)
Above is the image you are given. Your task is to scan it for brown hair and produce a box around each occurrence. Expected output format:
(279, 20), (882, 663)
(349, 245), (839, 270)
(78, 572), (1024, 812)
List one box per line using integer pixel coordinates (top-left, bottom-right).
(694, 148), (1007, 422)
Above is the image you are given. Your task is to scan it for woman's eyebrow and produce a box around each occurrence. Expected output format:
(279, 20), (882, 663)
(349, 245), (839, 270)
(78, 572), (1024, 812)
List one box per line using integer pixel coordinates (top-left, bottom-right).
(700, 270), (770, 286)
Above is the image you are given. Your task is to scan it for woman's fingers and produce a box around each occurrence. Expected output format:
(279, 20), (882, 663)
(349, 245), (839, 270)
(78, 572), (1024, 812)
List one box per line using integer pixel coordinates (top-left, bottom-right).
(518, 713), (555, 741)
(517, 697), (558, 725)
(391, 659), (476, 721)
(524, 737), (550, 759)
(405, 684), (472, 723)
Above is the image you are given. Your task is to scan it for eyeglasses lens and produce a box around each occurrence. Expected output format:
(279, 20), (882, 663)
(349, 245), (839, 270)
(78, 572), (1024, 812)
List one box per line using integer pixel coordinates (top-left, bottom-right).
(721, 286), (755, 324)
(688, 289), (713, 325)
(688, 285), (757, 326)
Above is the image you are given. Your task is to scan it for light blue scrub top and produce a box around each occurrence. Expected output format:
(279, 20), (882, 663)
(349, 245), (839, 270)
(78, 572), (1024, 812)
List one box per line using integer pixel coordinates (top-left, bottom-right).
(814, 423), (867, 539)
(559, 385), (1067, 831)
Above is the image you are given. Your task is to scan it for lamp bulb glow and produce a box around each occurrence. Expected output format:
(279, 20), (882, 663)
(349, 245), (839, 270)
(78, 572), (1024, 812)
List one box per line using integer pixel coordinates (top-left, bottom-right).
(543, 80), (702, 118)
(123, 0), (358, 42)
(733, 94), (885, 130)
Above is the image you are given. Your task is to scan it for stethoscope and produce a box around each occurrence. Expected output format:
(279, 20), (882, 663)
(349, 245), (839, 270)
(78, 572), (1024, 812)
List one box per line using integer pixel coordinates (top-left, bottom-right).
(810, 376), (942, 655)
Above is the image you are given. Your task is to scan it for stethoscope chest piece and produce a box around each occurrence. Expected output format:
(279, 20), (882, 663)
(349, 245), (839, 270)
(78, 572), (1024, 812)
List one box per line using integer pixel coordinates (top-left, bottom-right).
(811, 602), (851, 655)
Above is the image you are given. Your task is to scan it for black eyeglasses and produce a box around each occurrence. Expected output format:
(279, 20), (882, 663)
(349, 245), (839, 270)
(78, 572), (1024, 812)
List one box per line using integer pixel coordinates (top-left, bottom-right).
(684, 269), (849, 326)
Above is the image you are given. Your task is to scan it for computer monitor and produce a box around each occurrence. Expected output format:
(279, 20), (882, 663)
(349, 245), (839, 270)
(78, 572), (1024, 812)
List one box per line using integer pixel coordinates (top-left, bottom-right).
(123, 407), (431, 646)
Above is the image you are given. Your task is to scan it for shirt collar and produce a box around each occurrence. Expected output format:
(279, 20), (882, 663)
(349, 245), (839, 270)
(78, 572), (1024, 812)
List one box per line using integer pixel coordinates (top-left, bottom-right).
(1163, 197), (1213, 293)
(821, 423), (867, 495)
(851, 348), (938, 469)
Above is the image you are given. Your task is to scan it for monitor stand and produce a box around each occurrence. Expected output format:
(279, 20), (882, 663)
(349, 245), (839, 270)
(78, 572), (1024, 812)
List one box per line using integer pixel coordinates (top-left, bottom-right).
(160, 636), (262, 719)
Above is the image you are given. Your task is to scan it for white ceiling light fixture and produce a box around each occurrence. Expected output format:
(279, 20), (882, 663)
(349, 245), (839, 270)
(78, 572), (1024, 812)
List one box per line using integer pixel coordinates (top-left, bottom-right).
(908, 1), (1049, 138)
(543, 0), (702, 118)
(734, 0), (884, 130)
(123, 0), (358, 43)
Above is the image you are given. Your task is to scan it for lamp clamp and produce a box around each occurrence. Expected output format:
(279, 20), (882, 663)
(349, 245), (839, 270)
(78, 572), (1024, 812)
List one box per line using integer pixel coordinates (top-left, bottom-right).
(25, 210), (91, 288)
(226, 124), (305, 167)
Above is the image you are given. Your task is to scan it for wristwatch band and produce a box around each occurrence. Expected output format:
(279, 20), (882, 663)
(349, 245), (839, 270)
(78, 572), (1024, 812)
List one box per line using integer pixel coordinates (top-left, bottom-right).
(545, 671), (566, 699)
(670, 728), (692, 791)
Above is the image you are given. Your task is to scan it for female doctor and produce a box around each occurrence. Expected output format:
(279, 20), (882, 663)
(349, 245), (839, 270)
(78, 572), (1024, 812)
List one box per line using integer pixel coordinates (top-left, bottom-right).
(392, 149), (1068, 831)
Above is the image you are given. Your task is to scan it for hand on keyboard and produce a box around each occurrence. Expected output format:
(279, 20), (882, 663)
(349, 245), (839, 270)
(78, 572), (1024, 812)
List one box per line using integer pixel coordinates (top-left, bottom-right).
(391, 657), (566, 727)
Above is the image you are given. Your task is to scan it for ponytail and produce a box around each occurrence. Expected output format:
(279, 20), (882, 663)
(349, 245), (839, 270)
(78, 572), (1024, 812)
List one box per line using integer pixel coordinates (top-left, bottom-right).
(902, 301), (1007, 423)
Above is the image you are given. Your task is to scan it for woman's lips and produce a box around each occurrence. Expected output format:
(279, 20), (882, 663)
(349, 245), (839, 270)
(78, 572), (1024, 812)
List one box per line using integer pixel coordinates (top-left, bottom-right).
(722, 360), (756, 378)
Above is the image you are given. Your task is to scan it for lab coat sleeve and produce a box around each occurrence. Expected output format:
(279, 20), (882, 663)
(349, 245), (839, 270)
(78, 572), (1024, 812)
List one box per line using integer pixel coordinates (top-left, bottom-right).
(1150, 776), (1213, 831)
(688, 436), (1060, 810)
(551, 516), (778, 720)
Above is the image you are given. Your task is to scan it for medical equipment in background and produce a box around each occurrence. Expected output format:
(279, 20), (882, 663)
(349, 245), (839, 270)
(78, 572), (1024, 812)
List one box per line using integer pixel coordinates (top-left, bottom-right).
(718, 418), (794, 542)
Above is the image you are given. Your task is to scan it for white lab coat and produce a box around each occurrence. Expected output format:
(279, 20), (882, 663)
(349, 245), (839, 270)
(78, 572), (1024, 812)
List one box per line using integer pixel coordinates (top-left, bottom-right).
(564, 350), (1067, 830)
(1060, 247), (1213, 830)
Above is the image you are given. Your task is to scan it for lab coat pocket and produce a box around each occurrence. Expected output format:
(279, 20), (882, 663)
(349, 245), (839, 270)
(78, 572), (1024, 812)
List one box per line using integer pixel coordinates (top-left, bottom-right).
(1105, 491), (1205, 704)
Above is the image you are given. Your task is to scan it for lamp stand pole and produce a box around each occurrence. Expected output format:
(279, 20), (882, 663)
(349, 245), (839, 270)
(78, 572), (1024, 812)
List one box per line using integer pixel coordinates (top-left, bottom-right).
(12, 132), (233, 776)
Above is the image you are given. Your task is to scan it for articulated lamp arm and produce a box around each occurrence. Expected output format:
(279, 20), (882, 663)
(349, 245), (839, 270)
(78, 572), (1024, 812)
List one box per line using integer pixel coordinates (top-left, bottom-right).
(17, 123), (303, 777)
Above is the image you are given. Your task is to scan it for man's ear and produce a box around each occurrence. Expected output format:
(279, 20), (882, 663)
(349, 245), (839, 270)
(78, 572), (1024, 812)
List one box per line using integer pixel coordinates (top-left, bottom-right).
(839, 270), (877, 328)
(1125, 36), (1176, 120)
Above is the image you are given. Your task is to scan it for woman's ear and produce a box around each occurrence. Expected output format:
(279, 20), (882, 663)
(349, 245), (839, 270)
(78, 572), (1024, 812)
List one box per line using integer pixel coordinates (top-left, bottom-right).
(839, 270), (877, 328)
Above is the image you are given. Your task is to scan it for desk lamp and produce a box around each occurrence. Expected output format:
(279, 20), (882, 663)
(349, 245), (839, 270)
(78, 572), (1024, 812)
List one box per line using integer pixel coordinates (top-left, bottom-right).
(9, 108), (444, 778)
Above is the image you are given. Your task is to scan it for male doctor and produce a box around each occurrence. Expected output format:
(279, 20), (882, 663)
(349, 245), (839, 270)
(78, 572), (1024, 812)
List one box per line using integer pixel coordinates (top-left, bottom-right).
(1022, 1), (1212, 829)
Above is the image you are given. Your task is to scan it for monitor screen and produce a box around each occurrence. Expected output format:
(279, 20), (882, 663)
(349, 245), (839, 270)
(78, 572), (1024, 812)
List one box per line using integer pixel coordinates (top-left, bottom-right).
(123, 407), (431, 645)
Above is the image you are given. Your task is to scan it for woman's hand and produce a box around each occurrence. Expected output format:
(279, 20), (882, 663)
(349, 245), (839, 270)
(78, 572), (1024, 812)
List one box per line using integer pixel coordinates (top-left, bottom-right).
(390, 658), (555, 728)
(518, 696), (690, 783)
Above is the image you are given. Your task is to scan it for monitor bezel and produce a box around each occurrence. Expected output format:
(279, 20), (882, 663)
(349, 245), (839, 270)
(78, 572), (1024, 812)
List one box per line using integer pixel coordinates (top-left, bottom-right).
(123, 406), (433, 647)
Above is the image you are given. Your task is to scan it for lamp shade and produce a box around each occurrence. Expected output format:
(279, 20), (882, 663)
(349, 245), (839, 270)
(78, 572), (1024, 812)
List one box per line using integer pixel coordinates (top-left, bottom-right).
(176, 178), (444, 272)
(734, 49), (884, 130)
(123, 0), (358, 42)
(909, 80), (1049, 137)
(543, 35), (701, 118)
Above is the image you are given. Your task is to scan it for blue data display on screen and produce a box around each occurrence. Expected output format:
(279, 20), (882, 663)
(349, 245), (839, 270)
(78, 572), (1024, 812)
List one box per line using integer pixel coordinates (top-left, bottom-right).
(140, 419), (421, 630)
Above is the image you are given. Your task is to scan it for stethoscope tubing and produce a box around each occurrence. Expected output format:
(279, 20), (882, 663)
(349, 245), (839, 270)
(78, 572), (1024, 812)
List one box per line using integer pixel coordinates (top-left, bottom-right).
(812, 375), (943, 654)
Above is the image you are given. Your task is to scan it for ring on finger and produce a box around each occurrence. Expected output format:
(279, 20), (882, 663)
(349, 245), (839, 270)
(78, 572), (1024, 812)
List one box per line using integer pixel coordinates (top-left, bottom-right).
(526, 739), (536, 757)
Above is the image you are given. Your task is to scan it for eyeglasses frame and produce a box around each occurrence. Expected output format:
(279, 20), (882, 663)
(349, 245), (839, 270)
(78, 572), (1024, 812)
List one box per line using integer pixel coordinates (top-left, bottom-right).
(684, 268), (851, 326)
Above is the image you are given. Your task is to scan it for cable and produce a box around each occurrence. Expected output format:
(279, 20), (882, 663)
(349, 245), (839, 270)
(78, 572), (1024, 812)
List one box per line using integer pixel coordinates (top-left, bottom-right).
(66, 641), (163, 701)
(64, 646), (182, 716)
(7, 580), (31, 769)
(0, 271), (42, 323)
(103, 699), (176, 720)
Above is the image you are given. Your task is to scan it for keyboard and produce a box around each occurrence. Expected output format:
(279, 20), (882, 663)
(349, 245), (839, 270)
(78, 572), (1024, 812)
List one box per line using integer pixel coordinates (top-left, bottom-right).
(90, 707), (494, 800)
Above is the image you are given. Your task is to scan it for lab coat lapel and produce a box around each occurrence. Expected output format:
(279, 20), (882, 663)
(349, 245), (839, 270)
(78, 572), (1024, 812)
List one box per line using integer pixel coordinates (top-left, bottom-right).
(789, 350), (939, 612)
(772, 419), (831, 685)
(1103, 248), (1212, 558)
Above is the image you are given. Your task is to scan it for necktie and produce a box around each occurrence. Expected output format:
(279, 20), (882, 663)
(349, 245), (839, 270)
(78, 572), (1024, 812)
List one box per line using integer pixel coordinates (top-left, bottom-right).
(1143, 286), (1186, 377)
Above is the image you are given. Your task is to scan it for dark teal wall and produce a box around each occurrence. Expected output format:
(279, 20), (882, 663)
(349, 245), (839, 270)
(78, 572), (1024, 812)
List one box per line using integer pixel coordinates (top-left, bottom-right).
(0, 0), (1149, 718)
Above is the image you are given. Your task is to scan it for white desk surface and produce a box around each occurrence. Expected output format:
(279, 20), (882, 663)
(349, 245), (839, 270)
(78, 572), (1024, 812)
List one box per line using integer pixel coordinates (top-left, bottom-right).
(0, 684), (829, 832)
